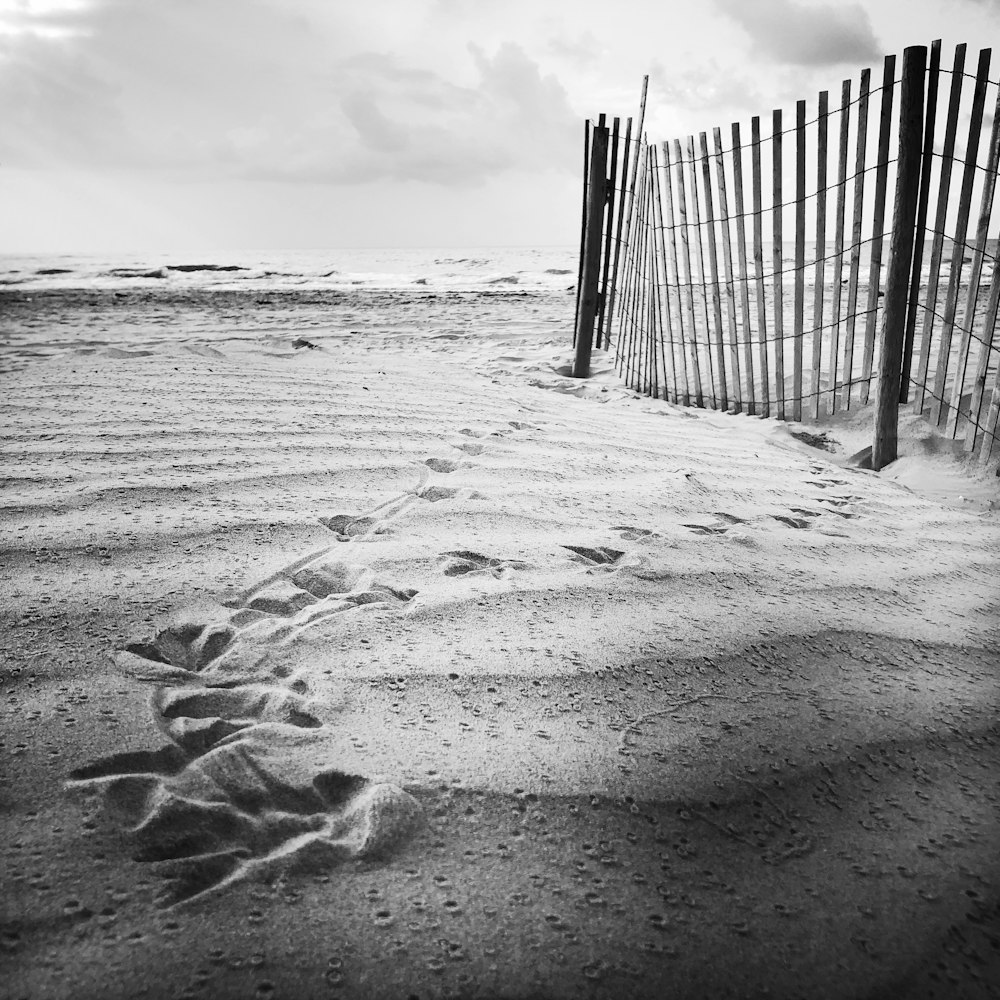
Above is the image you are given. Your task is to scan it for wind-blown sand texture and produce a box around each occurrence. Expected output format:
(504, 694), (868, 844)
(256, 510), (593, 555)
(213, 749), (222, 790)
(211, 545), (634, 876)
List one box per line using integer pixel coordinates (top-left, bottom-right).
(2, 302), (999, 998)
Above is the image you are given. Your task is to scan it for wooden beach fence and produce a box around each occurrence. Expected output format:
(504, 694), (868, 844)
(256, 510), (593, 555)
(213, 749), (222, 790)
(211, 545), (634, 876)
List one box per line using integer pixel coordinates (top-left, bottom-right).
(573, 42), (1000, 471)
(572, 81), (646, 378)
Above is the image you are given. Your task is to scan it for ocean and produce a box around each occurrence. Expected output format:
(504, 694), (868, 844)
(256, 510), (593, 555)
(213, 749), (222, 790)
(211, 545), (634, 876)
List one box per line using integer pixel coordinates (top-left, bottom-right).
(0, 247), (579, 373)
(1, 243), (994, 405)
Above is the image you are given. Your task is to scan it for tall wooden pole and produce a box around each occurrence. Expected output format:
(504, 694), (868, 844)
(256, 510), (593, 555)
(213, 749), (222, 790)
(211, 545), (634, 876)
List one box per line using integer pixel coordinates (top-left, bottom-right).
(873, 46), (926, 471)
(573, 120), (591, 347)
(573, 123), (609, 378)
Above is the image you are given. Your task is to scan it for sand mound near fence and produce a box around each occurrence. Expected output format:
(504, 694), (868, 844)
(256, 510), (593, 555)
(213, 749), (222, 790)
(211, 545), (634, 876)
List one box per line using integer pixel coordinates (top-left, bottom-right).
(3, 331), (999, 999)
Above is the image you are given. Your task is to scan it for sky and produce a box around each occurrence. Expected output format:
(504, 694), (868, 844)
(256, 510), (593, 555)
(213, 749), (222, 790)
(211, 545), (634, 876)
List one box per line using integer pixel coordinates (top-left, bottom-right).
(0, 0), (997, 252)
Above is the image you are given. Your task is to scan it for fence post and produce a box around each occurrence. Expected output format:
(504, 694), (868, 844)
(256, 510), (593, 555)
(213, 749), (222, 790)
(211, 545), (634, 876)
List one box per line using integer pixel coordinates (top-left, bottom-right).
(573, 123), (609, 378)
(573, 120), (592, 348)
(872, 45), (926, 471)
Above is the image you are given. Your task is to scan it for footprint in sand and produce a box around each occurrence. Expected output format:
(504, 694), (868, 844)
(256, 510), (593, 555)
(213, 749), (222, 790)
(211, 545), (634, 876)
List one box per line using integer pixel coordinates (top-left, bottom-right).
(116, 555), (417, 681)
(715, 512), (749, 525)
(562, 545), (625, 567)
(424, 457), (461, 474)
(120, 620), (237, 677)
(417, 485), (487, 502)
(150, 683), (323, 753)
(684, 523), (730, 536)
(242, 563), (415, 618)
(104, 643), (421, 893)
(772, 514), (814, 530)
(68, 680), (421, 905)
(612, 525), (658, 541)
(684, 513), (745, 534)
(76, 472), (433, 905)
(815, 496), (861, 518)
(456, 442), (485, 456)
(439, 550), (531, 578)
(319, 514), (386, 540)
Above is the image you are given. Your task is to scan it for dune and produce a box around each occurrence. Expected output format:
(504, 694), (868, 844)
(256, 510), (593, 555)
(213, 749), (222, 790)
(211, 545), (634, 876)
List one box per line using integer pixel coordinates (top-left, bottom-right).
(2, 320), (999, 999)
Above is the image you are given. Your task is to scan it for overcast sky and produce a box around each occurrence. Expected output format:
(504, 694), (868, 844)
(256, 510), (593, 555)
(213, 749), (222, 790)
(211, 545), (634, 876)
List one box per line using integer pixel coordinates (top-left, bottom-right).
(0, 0), (996, 252)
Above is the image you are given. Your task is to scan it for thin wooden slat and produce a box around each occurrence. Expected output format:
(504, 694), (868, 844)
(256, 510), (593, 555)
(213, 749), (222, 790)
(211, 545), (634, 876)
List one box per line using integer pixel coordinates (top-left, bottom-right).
(675, 137), (705, 407)
(613, 146), (640, 375)
(714, 126), (743, 413)
(731, 122), (756, 414)
(900, 39), (942, 402)
(639, 151), (657, 393)
(687, 134), (716, 406)
(647, 218), (658, 396)
(840, 67), (872, 410)
(811, 90), (830, 419)
(913, 44), (967, 413)
(607, 77), (648, 349)
(772, 108), (786, 420)
(859, 56), (897, 405)
(648, 166), (663, 398)
(975, 264), (1000, 463)
(651, 143), (679, 402)
(932, 47), (992, 429)
(603, 116), (633, 348)
(700, 131), (728, 410)
(751, 116), (770, 415)
(829, 79), (852, 414)
(622, 147), (652, 379)
(649, 147), (669, 398)
(967, 250), (1000, 456)
(596, 116), (621, 349)
(574, 118), (591, 346)
(635, 170), (652, 392)
(950, 62), (1000, 437)
(793, 99), (807, 421)
(626, 154), (651, 389)
(642, 155), (657, 395)
(662, 141), (692, 406)
(979, 366), (1000, 464)
(617, 131), (647, 370)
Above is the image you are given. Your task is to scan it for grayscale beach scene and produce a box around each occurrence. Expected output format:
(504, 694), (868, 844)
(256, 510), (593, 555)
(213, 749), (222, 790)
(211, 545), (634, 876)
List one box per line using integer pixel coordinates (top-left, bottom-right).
(2, 3), (998, 1000)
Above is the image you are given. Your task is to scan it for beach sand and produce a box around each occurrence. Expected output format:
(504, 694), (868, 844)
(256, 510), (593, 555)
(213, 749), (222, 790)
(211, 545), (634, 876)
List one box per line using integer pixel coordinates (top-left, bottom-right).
(2, 314), (999, 999)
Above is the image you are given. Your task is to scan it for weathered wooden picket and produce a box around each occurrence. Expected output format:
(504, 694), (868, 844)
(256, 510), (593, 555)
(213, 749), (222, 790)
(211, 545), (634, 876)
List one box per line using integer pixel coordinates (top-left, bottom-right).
(573, 42), (1000, 472)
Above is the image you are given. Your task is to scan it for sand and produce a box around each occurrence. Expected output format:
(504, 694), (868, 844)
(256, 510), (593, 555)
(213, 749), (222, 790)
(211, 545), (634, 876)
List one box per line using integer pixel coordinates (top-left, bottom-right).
(2, 316), (1000, 1000)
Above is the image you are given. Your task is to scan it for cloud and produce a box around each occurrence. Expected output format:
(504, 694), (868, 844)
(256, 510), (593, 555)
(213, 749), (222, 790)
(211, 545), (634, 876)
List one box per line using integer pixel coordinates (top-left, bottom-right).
(714, 0), (882, 66)
(0, 29), (132, 166)
(545, 29), (603, 68)
(650, 59), (763, 114)
(340, 92), (408, 154)
(0, 1), (579, 187)
(312, 42), (578, 186)
(0, 0), (93, 39)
